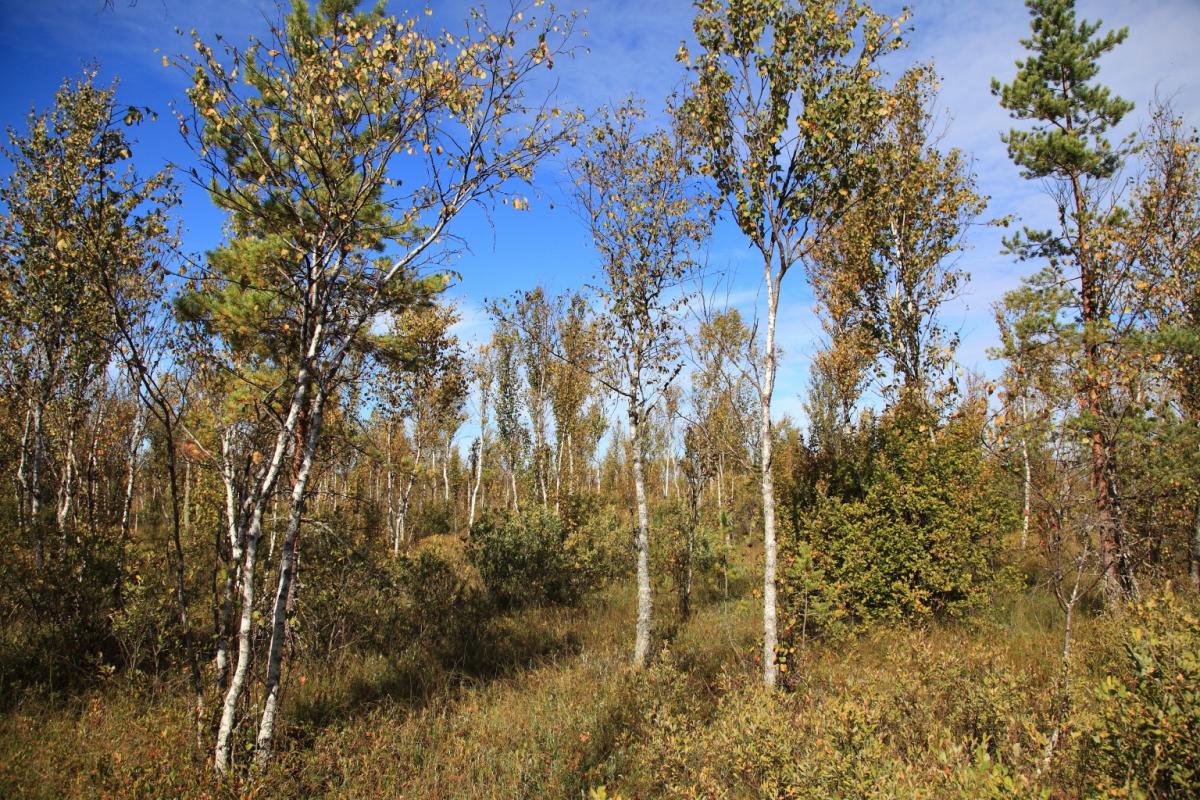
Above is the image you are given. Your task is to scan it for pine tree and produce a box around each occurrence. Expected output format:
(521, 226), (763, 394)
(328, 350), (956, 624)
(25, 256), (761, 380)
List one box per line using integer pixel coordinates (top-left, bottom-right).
(992, 0), (1137, 601)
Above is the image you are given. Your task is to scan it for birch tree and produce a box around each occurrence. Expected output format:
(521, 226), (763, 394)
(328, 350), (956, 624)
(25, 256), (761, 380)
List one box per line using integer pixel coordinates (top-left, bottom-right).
(681, 0), (903, 687)
(811, 65), (987, 411)
(173, 0), (580, 771)
(574, 99), (711, 668)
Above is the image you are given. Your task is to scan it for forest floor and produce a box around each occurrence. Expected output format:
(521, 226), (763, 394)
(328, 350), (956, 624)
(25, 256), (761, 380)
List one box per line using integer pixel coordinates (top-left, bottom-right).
(0, 549), (1184, 799)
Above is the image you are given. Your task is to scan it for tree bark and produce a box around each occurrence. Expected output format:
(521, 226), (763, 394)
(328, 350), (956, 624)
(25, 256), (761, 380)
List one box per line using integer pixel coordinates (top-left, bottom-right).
(760, 265), (780, 689)
(115, 407), (144, 609)
(1021, 395), (1032, 550)
(630, 402), (652, 668)
(1072, 172), (1135, 602)
(254, 385), (328, 769)
(27, 398), (46, 569)
(214, 355), (317, 773)
(468, 435), (484, 529)
(55, 423), (77, 534)
(394, 439), (422, 555)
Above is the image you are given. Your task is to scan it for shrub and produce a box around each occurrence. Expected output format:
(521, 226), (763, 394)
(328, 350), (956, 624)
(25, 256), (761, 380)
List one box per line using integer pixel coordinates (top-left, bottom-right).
(470, 507), (574, 609)
(564, 499), (633, 590)
(780, 405), (1014, 641)
(400, 534), (490, 659)
(1085, 588), (1200, 799)
(470, 504), (628, 610)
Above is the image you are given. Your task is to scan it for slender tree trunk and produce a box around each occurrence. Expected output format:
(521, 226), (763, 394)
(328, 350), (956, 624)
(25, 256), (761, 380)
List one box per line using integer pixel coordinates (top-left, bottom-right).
(115, 407), (144, 609)
(630, 402), (652, 668)
(1021, 395), (1032, 550)
(468, 436), (484, 529)
(718, 452), (729, 598)
(553, 435), (564, 513)
(682, 486), (698, 620)
(84, 401), (106, 534)
(28, 398), (46, 569)
(760, 268), (780, 689)
(394, 440), (422, 555)
(55, 424), (77, 534)
(254, 387), (327, 769)
(214, 511), (258, 772)
(214, 353), (318, 773)
(215, 430), (244, 691)
(567, 431), (575, 498)
(510, 466), (520, 514)
(15, 404), (32, 538)
(155, 414), (205, 752)
(1072, 174), (1135, 602)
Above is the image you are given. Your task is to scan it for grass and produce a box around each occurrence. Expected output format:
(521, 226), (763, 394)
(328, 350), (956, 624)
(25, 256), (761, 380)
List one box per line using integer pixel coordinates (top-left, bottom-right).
(0, 552), (1190, 799)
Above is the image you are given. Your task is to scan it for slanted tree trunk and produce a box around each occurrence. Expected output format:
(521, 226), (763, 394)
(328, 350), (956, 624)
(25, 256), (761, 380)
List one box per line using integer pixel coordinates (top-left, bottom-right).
(55, 423), (78, 534)
(214, 359), (317, 773)
(254, 385), (328, 769)
(394, 439), (422, 555)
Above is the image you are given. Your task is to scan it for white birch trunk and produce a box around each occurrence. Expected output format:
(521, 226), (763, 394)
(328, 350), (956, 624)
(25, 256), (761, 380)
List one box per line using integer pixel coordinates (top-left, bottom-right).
(630, 401), (652, 668)
(116, 407), (144, 604)
(1021, 394), (1032, 550)
(215, 428), (244, 689)
(214, 353), (317, 773)
(760, 267), (780, 689)
(55, 424), (77, 533)
(254, 386), (328, 769)
(394, 440), (422, 555)
(468, 436), (484, 529)
(442, 439), (451, 504)
(28, 399), (45, 569)
(510, 468), (520, 514)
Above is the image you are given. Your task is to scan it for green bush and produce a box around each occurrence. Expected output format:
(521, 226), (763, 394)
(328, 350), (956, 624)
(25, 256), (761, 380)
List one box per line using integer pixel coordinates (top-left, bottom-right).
(470, 504), (629, 610)
(614, 628), (1054, 800)
(469, 507), (575, 609)
(564, 499), (633, 589)
(780, 405), (1014, 641)
(1085, 589), (1200, 799)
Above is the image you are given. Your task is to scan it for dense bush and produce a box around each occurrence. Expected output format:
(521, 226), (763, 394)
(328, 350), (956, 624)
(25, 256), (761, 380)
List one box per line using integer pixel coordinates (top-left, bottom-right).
(470, 504), (630, 610)
(779, 405), (1015, 641)
(652, 500), (721, 616)
(400, 534), (491, 659)
(1085, 589), (1200, 798)
(563, 498), (634, 589)
(470, 507), (576, 609)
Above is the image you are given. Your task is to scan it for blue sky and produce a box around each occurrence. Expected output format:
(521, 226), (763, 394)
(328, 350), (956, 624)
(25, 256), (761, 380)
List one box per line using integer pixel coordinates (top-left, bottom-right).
(1, 0), (1198, 431)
